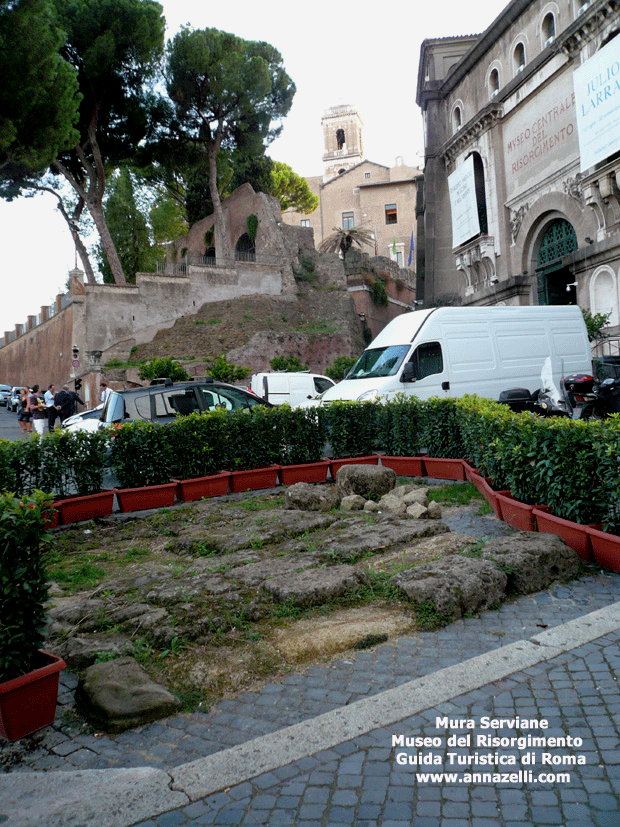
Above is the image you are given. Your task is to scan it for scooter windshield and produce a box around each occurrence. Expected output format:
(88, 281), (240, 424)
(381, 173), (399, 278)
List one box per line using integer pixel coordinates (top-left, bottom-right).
(348, 345), (410, 379)
(539, 356), (570, 413)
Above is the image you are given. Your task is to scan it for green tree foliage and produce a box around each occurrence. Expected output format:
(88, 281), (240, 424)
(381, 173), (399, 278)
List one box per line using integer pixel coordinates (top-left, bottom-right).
(270, 161), (318, 214)
(581, 307), (611, 341)
(138, 357), (189, 383)
(165, 27), (295, 259)
(326, 356), (357, 382)
(270, 355), (308, 372)
(206, 355), (249, 383)
(96, 167), (157, 283)
(0, 0), (80, 177)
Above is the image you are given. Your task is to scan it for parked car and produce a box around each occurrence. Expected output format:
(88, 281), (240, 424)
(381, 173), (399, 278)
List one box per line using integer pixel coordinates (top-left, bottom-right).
(0, 384), (11, 406)
(62, 403), (104, 432)
(7, 386), (27, 413)
(67, 378), (272, 431)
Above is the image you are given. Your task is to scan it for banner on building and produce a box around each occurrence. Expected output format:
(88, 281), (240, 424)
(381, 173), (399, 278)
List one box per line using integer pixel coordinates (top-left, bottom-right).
(574, 34), (620, 172)
(448, 155), (480, 247)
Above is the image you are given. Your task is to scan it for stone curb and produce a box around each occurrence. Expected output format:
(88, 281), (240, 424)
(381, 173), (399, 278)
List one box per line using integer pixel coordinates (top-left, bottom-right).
(3, 600), (620, 827)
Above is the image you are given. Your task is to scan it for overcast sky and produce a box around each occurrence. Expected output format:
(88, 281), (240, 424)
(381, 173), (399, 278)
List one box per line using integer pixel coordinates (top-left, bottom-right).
(0, 0), (508, 336)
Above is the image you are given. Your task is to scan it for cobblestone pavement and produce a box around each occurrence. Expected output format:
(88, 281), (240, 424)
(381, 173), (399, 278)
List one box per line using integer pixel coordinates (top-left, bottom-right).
(2, 570), (620, 827)
(132, 626), (620, 827)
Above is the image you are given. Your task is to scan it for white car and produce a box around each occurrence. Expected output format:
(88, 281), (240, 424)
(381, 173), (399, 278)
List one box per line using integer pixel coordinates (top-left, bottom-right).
(62, 403), (104, 432)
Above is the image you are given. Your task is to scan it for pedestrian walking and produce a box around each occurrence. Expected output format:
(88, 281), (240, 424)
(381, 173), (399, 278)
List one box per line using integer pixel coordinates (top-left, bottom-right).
(44, 384), (57, 431)
(100, 382), (110, 404)
(17, 387), (32, 433)
(28, 385), (47, 436)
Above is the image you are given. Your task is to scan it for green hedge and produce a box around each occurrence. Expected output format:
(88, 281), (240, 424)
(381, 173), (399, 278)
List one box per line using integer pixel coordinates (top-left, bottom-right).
(2, 398), (620, 532)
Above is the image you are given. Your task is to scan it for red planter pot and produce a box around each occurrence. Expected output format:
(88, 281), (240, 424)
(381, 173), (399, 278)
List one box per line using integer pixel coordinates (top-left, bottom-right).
(495, 493), (550, 532)
(474, 476), (510, 519)
(329, 455), (380, 477)
(423, 457), (466, 481)
(54, 490), (115, 525)
(0, 650), (66, 742)
(279, 461), (330, 486)
(463, 461), (480, 483)
(173, 472), (231, 502)
(379, 456), (426, 478)
(230, 465), (281, 493)
(115, 482), (177, 513)
(532, 508), (597, 562)
(586, 526), (620, 572)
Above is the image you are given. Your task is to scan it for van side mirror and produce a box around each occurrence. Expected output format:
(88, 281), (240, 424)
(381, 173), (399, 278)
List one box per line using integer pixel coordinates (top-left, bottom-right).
(401, 363), (416, 383)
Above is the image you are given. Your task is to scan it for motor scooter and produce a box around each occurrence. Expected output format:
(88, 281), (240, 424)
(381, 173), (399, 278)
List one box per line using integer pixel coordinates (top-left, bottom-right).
(500, 359), (620, 419)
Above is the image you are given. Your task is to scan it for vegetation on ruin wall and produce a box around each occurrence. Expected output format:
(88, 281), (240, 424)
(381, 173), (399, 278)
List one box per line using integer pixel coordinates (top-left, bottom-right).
(2, 398), (620, 530)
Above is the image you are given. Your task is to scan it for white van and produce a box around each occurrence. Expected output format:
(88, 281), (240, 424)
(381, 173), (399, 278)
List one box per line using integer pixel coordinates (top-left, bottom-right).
(320, 306), (592, 403)
(251, 372), (335, 407)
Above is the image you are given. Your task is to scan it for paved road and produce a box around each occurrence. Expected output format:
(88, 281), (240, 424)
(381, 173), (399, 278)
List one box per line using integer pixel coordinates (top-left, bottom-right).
(0, 401), (28, 441)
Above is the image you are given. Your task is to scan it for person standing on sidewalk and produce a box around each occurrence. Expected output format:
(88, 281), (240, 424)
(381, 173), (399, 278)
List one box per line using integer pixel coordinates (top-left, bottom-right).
(28, 385), (47, 436)
(54, 384), (84, 424)
(44, 383), (57, 431)
(17, 387), (32, 434)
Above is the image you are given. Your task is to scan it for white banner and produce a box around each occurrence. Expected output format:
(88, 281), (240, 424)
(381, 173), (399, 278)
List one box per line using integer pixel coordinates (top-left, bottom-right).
(448, 156), (480, 247)
(574, 35), (620, 172)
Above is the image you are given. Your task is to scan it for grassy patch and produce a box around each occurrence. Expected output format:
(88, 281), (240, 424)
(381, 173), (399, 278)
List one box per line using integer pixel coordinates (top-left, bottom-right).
(428, 483), (481, 506)
(413, 600), (452, 631)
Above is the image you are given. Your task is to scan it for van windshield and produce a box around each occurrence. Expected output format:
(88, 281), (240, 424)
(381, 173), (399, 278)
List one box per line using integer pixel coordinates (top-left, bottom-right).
(348, 345), (410, 379)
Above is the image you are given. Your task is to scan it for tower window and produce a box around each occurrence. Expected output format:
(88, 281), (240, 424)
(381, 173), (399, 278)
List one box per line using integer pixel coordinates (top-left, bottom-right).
(514, 42), (526, 74)
(336, 128), (345, 149)
(301, 219), (310, 227)
(385, 204), (397, 224)
(342, 212), (354, 230)
(364, 172), (371, 178)
(542, 13), (555, 44)
(489, 68), (500, 98)
(453, 105), (462, 133)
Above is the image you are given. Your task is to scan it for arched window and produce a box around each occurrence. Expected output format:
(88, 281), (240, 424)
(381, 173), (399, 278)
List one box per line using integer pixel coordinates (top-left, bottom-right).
(471, 153), (488, 234)
(542, 13), (556, 45)
(513, 42), (526, 75)
(452, 105), (462, 133)
(591, 268), (619, 326)
(489, 68), (500, 98)
(536, 218), (578, 304)
(235, 233), (255, 262)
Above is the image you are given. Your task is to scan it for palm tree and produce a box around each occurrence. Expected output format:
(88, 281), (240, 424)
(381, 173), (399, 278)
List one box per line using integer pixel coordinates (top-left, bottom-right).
(318, 225), (374, 257)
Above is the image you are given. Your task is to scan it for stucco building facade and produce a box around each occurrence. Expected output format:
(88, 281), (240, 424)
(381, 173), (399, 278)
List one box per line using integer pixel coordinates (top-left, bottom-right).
(416, 0), (620, 334)
(282, 104), (423, 270)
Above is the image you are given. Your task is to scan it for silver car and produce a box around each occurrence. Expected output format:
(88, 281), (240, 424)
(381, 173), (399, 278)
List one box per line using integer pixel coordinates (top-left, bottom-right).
(0, 384), (11, 406)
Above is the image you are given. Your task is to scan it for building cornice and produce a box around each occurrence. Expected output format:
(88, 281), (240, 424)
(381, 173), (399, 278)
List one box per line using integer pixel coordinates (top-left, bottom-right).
(441, 103), (504, 166)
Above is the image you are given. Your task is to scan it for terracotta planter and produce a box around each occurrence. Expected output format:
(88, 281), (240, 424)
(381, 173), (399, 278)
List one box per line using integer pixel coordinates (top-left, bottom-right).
(586, 526), (620, 572)
(54, 490), (115, 525)
(279, 461), (330, 486)
(329, 455), (380, 477)
(230, 465), (281, 493)
(463, 461), (481, 483)
(0, 651), (66, 742)
(469, 471), (493, 498)
(379, 456), (426, 478)
(173, 472), (231, 502)
(532, 508), (596, 562)
(115, 482), (177, 513)
(475, 476), (510, 519)
(495, 493), (550, 532)
(423, 457), (466, 481)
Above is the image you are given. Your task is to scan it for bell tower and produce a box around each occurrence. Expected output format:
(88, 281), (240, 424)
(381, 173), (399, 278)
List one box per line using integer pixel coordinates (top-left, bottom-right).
(322, 104), (364, 182)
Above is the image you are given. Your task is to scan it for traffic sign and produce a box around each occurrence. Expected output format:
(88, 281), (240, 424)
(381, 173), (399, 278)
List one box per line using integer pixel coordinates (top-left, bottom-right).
(72, 359), (80, 368)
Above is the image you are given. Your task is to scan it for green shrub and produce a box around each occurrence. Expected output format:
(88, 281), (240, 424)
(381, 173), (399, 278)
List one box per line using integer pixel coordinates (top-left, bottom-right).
(380, 395), (423, 456)
(326, 401), (378, 458)
(168, 410), (229, 479)
(325, 356), (357, 382)
(138, 357), (189, 383)
(418, 398), (464, 458)
(278, 405), (326, 465)
(206, 355), (249, 383)
(0, 490), (53, 681)
(110, 421), (174, 488)
(226, 406), (283, 471)
(269, 355), (308, 372)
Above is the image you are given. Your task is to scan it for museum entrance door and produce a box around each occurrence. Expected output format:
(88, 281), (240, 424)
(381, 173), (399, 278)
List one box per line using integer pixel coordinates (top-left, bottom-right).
(535, 219), (578, 305)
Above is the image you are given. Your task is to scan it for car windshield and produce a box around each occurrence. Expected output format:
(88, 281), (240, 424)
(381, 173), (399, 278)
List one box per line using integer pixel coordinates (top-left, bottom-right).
(347, 345), (410, 379)
(101, 390), (126, 423)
